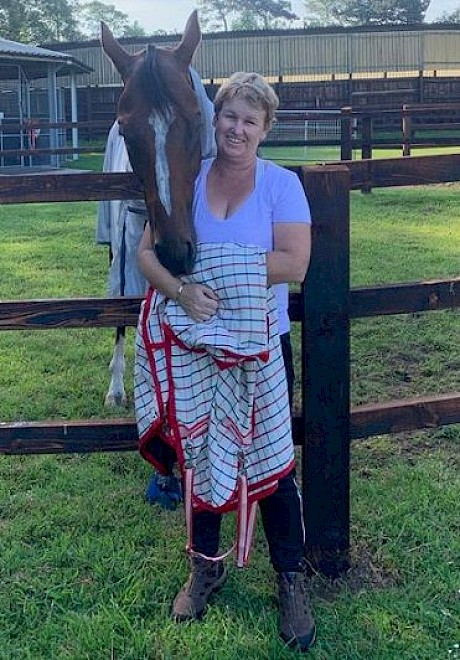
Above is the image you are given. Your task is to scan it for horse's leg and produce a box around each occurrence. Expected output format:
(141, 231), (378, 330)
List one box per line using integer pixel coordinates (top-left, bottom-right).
(105, 237), (128, 408)
(104, 206), (147, 408)
(105, 325), (128, 407)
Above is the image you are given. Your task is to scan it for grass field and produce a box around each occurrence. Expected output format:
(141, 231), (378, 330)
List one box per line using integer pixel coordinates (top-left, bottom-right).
(1, 153), (459, 658)
(70, 143), (460, 170)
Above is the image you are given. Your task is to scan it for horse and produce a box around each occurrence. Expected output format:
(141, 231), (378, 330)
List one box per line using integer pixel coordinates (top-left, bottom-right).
(98, 11), (215, 407)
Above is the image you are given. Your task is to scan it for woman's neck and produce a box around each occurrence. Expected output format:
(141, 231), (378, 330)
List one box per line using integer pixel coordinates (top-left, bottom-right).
(213, 154), (257, 178)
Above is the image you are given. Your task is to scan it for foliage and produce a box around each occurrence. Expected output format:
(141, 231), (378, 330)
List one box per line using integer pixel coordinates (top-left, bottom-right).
(0, 0), (146, 43)
(0, 0), (80, 43)
(303, 0), (430, 26)
(79, 0), (146, 38)
(435, 7), (460, 23)
(197, 0), (234, 31)
(198, 0), (298, 31)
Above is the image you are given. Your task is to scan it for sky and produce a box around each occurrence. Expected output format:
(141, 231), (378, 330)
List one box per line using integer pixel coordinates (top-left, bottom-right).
(109, 0), (459, 35)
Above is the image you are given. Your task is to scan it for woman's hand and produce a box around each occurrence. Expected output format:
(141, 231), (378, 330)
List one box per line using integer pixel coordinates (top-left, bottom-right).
(137, 226), (219, 322)
(177, 282), (219, 322)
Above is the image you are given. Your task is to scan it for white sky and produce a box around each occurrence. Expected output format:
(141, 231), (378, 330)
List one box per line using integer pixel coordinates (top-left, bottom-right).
(109, 0), (459, 35)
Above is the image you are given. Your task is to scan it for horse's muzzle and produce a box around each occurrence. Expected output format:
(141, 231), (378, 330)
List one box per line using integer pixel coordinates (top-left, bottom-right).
(155, 240), (197, 277)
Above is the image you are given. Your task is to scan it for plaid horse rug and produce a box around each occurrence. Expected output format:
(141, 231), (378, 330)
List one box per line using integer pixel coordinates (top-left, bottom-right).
(134, 242), (295, 565)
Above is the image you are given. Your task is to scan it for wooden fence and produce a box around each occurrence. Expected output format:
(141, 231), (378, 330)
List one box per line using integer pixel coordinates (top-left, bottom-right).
(0, 154), (459, 576)
(1, 104), (460, 170)
(341, 102), (460, 162)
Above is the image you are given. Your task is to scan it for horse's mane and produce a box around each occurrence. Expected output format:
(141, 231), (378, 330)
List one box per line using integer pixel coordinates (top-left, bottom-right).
(140, 46), (173, 118)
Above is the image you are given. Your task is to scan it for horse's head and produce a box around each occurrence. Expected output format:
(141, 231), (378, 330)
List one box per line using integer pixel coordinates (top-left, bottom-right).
(101, 11), (203, 275)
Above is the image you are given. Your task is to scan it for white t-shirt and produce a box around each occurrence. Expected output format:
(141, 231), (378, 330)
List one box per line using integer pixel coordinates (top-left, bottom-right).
(193, 157), (311, 334)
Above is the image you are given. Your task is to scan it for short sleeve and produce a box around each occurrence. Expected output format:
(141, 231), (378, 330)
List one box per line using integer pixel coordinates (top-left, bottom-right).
(271, 167), (311, 225)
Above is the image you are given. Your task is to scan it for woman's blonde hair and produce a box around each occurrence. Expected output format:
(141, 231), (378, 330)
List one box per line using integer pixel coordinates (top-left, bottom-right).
(214, 72), (279, 130)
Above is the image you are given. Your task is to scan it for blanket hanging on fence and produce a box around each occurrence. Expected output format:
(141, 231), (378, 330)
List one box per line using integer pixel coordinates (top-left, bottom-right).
(134, 242), (295, 566)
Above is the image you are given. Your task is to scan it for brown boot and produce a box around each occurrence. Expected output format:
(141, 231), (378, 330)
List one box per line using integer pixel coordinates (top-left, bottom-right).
(172, 555), (227, 622)
(277, 571), (316, 652)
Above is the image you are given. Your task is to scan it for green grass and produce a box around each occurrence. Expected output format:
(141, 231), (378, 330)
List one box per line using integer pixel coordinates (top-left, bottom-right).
(1, 162), (459, 657)
(260, 144), (460, 165)
(70, 143), (460, 171)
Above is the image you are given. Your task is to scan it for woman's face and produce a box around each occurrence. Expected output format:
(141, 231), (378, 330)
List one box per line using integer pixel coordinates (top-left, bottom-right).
(214, 96), (268, 161)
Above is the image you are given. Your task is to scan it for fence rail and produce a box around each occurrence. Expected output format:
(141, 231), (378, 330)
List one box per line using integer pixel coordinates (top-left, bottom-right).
(2, 391), (459, 455)
(1, 156), (458, 575)
(2, 103), (460, 165)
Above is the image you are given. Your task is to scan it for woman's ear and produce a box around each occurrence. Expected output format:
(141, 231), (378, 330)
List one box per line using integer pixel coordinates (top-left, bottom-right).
(212, 113), (218, 127)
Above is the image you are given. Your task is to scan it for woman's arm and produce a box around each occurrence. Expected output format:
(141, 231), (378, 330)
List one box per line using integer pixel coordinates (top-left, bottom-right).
(137, 226), (218, 322)
(267, 223), (311, 285)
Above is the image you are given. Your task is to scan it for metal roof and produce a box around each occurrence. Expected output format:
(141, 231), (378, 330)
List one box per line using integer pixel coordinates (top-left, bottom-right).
(0, 37), (92, 80)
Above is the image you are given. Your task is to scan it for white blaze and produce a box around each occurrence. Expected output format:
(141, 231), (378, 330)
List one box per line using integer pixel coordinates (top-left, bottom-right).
(149, 108), (175, 217)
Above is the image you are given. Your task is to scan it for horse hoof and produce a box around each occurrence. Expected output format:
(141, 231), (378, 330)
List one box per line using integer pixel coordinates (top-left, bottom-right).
(105, 392), (128, 408)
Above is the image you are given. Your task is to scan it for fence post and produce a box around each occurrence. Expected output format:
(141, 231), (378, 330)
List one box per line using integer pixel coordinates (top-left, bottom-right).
(402, 104), (411, 157)
(361, 115), (373, 193)
(361, 115), (373, 161)
(340, 107), (353, 161)
(300, 165), (351, 578)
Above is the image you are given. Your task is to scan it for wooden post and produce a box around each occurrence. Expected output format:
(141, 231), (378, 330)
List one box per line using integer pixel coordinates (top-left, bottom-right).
(361, 115), (373, 193)
(418, 70), (424, 104)
(361, 115), (373, 161)
(340, 107), (353, 161)
(300, 165), (351, 578)
(402, 104), (411, 157)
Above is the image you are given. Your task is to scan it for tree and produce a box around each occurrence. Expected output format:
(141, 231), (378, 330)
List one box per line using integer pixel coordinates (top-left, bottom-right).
(435, 7), (460, 23)
(78, 1), (143, 39)
(304, 0), (430, 26)
(0, 0), (146, 43)
(303, 0), (344, 26)
(198, 0), (298, 31)
(0, 0), (81, 43)
(121, 21), (148, 37)
(236, 0), (298, 28)
(0, 0), (30, 42)
(197, 0), (235, 32)
(35, 0), (81, 42)
(231, 9), (261, 29)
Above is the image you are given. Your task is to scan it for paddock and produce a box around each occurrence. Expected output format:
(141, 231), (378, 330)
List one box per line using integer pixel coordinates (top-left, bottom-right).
(0, 153), (459, 576)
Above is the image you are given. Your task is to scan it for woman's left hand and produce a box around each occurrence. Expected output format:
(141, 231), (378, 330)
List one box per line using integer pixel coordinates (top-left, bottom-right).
(177, 282), (219, 322)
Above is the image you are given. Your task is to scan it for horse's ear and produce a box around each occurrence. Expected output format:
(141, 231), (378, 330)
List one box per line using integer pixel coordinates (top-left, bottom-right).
(175, 10), (201, 66)
(100, 21), (134, 81)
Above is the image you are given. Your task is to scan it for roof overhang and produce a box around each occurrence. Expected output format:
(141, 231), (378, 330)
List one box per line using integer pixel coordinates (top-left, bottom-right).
(0, 38), (92, 81)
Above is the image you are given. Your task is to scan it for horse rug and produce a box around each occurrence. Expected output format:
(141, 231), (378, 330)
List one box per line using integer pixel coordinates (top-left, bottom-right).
(134, 242), (295, 566)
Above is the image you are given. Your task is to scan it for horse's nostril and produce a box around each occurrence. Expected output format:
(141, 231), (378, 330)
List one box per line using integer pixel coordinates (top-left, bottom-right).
(187, 241), (197, 262)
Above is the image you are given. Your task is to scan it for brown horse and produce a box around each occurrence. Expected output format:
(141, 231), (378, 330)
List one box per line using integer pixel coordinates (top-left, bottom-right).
(100, 11), (214, 407)
(100, 10), (203, 276)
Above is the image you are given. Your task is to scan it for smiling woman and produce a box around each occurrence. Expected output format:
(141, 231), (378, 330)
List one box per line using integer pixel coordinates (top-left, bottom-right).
(136, 70), (315, 651)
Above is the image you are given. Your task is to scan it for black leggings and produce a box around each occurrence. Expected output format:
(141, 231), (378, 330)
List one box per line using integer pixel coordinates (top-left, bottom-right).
(192, 333), (305, 573)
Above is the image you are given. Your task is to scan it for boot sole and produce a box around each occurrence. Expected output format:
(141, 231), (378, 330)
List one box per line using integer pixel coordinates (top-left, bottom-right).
(172, 566), (228, 622)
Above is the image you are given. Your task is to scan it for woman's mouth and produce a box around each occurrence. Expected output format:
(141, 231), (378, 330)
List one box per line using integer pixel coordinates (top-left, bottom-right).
(227, 134), (243, 145)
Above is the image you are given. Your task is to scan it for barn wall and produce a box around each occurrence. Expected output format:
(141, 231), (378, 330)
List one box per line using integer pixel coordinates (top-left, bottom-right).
(48, 24), (460, 86)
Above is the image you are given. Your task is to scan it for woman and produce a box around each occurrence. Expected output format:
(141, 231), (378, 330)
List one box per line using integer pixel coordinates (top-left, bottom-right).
(136, 72), (315, 652)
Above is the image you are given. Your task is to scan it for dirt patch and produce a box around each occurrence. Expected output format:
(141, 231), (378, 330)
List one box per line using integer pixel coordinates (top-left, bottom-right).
(307, 541), (400, 602)
(352, 427), (460, 470)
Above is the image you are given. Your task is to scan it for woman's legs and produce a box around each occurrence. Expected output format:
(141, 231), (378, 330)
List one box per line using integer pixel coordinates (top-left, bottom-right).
(191, 509), (222, 557)
(191, 332), (302, 565)
(259, 468), (305, 572)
